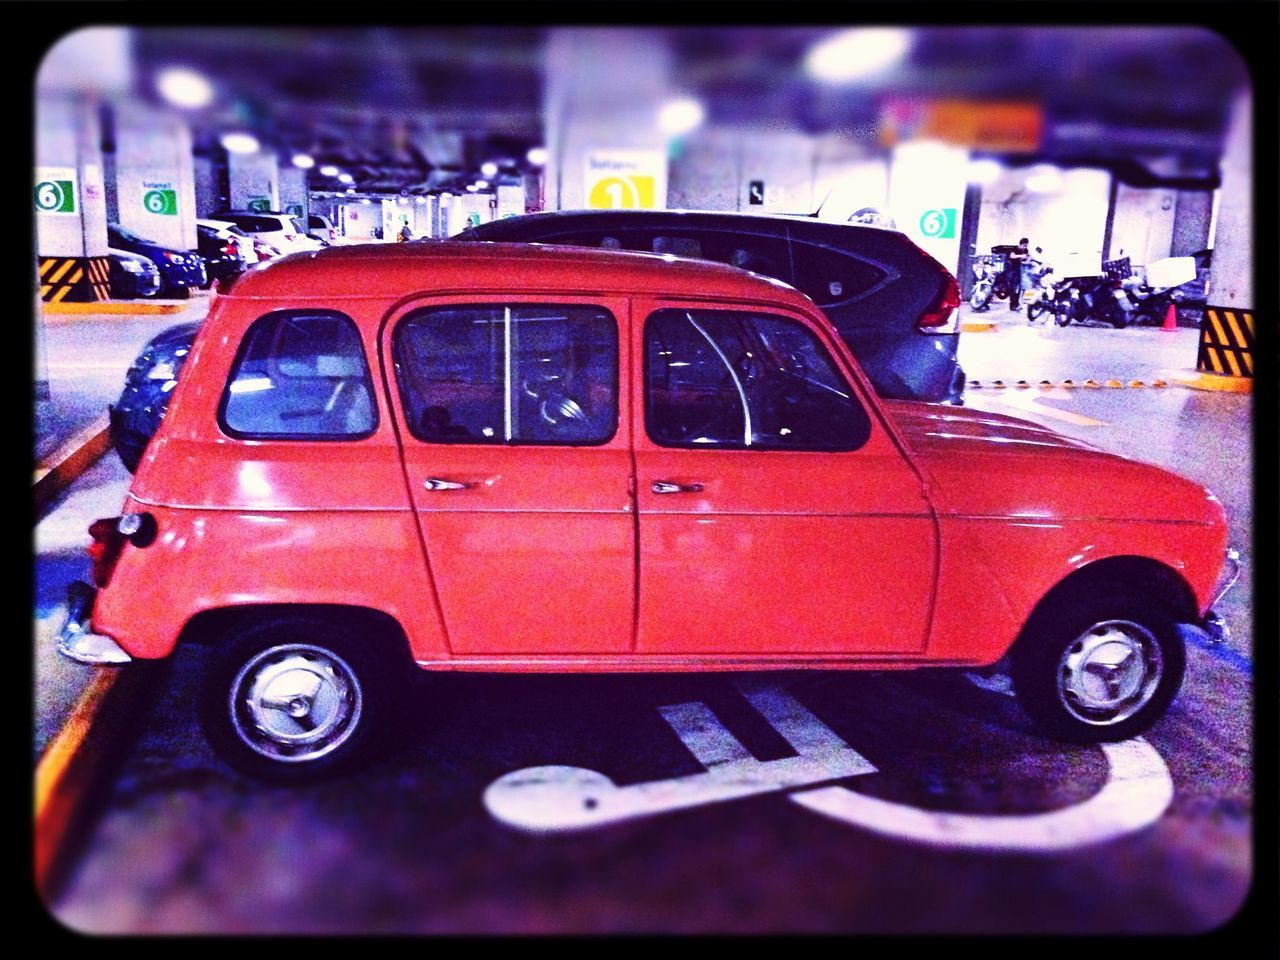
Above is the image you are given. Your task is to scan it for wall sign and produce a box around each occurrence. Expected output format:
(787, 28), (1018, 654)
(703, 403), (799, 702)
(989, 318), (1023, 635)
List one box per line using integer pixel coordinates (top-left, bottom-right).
(35, 167), (77, 215)
(585, 150), (667, 210)
(247, 196), (272, 213)
(285, 203), (304, 218)
(919, 207), (957, 239)
(142, 181), (178, 216)
(748, 180), (765, 205)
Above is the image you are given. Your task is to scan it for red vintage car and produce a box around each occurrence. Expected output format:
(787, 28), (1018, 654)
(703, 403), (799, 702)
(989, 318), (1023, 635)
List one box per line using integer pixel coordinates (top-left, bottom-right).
(58, 242), (1239, 779)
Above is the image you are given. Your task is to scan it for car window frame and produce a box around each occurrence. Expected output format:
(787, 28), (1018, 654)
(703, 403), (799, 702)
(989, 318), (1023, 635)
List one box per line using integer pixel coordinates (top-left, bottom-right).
(390, 301), (622, 449)
(216, 308), (381, 443)
(641, 304), (873, 454)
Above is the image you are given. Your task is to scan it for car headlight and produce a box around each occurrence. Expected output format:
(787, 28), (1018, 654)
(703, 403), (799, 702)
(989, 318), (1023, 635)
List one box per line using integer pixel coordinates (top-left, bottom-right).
(119, 259), (144, 273)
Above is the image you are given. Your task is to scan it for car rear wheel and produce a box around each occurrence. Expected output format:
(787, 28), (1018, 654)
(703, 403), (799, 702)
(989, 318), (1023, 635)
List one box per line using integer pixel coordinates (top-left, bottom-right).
(199, 616), (403, 781)
(1010, 591), (1185, 743)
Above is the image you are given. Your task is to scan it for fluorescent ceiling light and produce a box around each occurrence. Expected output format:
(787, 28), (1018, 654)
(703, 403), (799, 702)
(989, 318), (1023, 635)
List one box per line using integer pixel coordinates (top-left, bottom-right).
(526, 147), (548, 166)
(291, 153), (315, 170)
(480, 161), (498, 177)
(345, 188), (355, 195)
(360, 198), (371, 205)
(219, 131), (260, 155)
(414, 196), (427, 204)
(466, 184), (479, 192)
(475, 179), (489, 190)
(338, 173), (354, 184)
(805, 28), (911, 83)
(657, 97), (705, 137)
(156, 67), (213, 108)
(319, 165), (340, 177)
(1025, 166), (1063, 193)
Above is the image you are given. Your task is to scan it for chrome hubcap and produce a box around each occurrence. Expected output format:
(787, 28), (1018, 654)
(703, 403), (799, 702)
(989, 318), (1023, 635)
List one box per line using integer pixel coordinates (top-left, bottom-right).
(230, 643), (363, 763)
(1057, 620), (1163, 726)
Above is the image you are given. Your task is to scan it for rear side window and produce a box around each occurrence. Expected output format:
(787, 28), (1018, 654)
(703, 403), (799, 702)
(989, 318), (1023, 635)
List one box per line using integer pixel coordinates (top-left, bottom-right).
(788, 241), (894, 307)
(645, 308), (870, 451)
(222, 214), (282, 233)
(220, 310), (377, 439)
(393, 304), (618, 446)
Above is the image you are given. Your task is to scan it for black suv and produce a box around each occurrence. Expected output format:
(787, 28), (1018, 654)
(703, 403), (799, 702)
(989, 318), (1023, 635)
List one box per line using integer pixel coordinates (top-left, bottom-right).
(458, 210), (964, 403)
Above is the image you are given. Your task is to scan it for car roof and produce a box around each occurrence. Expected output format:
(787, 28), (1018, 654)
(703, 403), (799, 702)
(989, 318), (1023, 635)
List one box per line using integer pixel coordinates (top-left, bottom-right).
(223, 240), (813, 309)
(464, 207), (904, 237)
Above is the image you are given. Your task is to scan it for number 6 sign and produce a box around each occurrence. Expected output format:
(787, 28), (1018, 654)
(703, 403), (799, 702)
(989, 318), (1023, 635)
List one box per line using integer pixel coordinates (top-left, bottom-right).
(35, 168), (77, 215)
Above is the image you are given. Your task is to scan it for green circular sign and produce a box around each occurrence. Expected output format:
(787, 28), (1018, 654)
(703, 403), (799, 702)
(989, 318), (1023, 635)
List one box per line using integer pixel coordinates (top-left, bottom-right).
(920, 209), (946, 237)
(35, 180), (65, 212)
(144, 190), (167, 214)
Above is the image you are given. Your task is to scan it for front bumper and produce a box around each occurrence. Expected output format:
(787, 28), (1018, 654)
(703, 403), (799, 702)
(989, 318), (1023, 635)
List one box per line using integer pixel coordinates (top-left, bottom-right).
(1176, 548), (1242, 648)
(56, 581), (132, 665)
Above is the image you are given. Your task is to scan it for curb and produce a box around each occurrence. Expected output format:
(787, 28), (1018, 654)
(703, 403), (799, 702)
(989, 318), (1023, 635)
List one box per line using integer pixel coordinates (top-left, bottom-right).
(968, 378), (1169, 390)
(34, 413), (112, 522)
(43, 300), (191, 319)
(35, 664), (161, 902)
(961, 320), (999, 333)
(1165, 370), (1254, 394)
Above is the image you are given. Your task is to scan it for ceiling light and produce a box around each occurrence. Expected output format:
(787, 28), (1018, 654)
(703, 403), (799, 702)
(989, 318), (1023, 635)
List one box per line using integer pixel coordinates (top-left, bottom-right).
(1025, 166), (1063, 193)
(345, 188), (355, 195)
(475, 179), (489, 190)
(657, 97), (705, 137)
(360, 198), (371, 205)
(338, 173), (354, 184)
(291, 153), (315, 170)
(526, 147), (548, 166)
(156, 67), (214, 109)
(398, 197), (409, 204)
(219, 131), (260, 155)
(480, 161), (498, 177)
(414, 196), (427, 204)
(319, 165), (340, 177)
(966, 158), (1003, 184)
(805, 28), (912, 83)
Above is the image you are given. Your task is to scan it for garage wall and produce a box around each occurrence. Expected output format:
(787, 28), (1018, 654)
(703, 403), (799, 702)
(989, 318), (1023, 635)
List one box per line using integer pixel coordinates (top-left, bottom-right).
(1109, 183), (1178, 266)
(228, 151), (279, 211)
(35, 94), (108, 258)
(340, 202), (379, 240)
(1170, 190), (1214, 257)
(278, 167), (309, 222)
(975, 166), (1111, 276)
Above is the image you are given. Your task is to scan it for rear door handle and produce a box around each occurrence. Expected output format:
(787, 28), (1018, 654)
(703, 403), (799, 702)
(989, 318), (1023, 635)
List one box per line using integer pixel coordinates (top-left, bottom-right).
(652, 481), (704, 494)
(423, 477), (473, 491)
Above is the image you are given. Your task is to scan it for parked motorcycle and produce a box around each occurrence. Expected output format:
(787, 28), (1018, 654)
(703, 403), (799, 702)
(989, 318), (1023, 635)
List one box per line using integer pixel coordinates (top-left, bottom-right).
(968, 245), (1030, 311)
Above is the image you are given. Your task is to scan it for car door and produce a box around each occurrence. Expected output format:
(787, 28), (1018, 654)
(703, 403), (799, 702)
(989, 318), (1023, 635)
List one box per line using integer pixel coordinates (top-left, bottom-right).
(384, 294), (634, 656)
(632, 298), (937, 657)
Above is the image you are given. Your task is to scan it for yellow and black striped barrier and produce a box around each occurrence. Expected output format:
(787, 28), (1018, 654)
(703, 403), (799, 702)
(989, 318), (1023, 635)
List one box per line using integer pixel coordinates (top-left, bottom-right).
(1197, 307), (1254, 378)
(38, 255), (111, 304)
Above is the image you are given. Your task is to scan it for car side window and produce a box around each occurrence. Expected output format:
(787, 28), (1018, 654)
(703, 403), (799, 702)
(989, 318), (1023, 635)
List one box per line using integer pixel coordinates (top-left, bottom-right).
(788, 240), (894, 307)
(393, 304), (618, 446)
(644, 308), (871, 451)
(220, 310), (377, 439)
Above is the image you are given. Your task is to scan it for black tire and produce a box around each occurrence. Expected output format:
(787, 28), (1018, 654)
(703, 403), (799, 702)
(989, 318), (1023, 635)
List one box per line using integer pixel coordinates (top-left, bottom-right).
(1133, 311), (1157, 327)
(1054, 306), (1072, 327)
(199, 616), (406, 781)
(969, 285), (992, 311)
(1026, 301), (1046, 322)
(1010, 590), (1185, 743)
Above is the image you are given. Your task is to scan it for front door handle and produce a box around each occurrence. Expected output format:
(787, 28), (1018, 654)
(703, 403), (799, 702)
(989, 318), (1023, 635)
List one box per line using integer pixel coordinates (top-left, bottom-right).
(423, 477), (473, 491)
(652, 480), (704, 494)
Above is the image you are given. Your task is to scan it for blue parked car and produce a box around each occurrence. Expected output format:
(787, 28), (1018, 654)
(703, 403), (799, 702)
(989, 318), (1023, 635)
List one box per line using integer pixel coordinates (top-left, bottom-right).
(108, 322), (200, 472)
(107, 223), (207, 298)
(457, 210), (965, 404)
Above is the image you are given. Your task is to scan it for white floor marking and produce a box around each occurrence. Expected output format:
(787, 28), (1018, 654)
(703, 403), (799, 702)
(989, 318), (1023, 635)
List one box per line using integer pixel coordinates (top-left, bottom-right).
(790, 738), (1173, 852)
(484, 686), (876, 833)
(482, 683), (1175, 851)
(988, 388), (1108, 427)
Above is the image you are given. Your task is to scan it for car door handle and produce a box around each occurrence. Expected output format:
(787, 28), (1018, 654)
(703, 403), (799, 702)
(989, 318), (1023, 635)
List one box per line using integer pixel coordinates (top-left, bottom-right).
(652, 481), (704, 494)
(423, 477), (473, 491)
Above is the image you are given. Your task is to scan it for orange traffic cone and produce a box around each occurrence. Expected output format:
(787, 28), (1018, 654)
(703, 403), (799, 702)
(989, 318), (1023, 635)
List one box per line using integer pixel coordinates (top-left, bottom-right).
(1161, 302), (1178, 332)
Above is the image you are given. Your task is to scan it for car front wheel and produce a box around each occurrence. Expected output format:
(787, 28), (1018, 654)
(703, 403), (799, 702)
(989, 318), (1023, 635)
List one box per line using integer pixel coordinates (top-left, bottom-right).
(1010, 592), (1185, 743)
(199, 617), (401, 780)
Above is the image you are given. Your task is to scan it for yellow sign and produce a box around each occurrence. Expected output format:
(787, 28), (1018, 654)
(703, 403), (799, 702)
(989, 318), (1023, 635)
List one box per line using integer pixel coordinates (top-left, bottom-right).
(584, 151), (666, 210)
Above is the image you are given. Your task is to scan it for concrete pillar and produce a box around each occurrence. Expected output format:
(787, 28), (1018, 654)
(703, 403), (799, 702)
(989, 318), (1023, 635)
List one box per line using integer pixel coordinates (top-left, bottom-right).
(193, 155), (223, 217)
(496, 184), (524, 220)
(1109, 183), (1178, 266)
(1170, 190), (1214, 257)
(340, 201), (379, 241)
(228, 150), (280, 211)
(111, 100), (199, 251)
(545, 28), (671, 211)
(1208, 90), (1250, 308)
(35, 93), (110, 301)
(278, 166), (308, 223)
(887, 141), (970, 276)
(813, 152), (889, 222)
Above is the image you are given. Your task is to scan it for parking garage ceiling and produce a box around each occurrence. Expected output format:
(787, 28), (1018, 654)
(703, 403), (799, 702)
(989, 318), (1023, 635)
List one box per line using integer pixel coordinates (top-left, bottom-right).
(130, 26), (1248, 192)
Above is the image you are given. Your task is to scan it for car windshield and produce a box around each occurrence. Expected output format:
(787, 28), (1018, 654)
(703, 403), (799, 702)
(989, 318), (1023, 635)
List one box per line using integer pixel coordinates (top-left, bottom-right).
(221, 214), (285, 233)
(290, 217), (307, 234)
